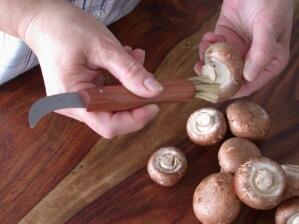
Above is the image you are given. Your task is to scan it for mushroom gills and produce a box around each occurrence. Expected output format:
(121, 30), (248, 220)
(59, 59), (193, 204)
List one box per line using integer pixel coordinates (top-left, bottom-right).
(201, 60), (231, 86)
(201, 64), (216, 81)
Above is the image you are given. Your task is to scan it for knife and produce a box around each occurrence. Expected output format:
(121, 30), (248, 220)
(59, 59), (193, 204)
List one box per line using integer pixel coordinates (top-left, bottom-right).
(29, 79), (198, 128)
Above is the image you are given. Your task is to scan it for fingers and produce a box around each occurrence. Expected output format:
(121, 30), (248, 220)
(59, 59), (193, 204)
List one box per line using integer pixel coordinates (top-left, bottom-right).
(232, 44), (288, 98)
(94, 47), (146, 87)
(243, 25), (276, 82)
(59, 104), (159, 138)
(129, 48), (145, 65)
(232, 72), (273, 98)
(100, 44), (163, 98)
(214, 25), (249, 56)
(196, 32), (224, 74)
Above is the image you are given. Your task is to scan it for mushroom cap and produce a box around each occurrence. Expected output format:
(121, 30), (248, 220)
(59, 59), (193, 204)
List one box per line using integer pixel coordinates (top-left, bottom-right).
(275, 197), (299, 224)
(204, 42), (244, 101)
(147, 147), (187, 187)
(218, 137), (262, 173)
(234, 157), (286, 210)
(193, 172), (241, 224)
(281, 164), (299, 200)
(226, 101), (271, 140)
(186, 107), (227, 146)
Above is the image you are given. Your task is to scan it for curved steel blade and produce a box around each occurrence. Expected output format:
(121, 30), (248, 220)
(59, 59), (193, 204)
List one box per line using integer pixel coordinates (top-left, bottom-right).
(29, 92), (85, 128)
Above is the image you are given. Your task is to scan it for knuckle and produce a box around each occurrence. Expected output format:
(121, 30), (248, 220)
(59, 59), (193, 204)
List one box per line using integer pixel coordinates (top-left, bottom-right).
(120, 61), (144, 80)
(94, 38), (120, 65)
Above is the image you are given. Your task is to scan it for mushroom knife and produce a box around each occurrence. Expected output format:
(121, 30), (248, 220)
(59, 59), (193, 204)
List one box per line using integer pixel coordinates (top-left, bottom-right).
(29, 79), (199, 128)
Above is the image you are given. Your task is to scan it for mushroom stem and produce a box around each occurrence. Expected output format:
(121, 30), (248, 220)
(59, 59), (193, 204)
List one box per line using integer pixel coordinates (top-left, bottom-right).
(281, 164), (299, 200)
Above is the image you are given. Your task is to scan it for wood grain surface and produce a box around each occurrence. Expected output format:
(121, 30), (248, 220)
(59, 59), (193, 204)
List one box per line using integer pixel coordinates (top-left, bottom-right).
(0, 0), (298, 224)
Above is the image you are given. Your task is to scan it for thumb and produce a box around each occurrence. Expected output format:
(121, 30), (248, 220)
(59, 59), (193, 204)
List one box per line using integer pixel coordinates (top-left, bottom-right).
(244, 26), (276, 82)
(103, 45), (163, 98)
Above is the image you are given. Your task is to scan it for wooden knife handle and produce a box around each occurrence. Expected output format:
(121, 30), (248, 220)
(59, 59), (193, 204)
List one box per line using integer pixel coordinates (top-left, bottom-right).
(78, 79), (195, 112)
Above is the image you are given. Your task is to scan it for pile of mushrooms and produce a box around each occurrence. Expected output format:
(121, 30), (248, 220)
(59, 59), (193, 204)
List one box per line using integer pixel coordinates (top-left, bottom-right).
(147, 100), (298, 223)
(188, 101), (298, 223)
(145, 42), (298, 224)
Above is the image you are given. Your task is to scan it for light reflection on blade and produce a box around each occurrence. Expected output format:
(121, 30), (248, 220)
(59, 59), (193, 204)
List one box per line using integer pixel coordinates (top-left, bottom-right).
(29, 92), (85, 128)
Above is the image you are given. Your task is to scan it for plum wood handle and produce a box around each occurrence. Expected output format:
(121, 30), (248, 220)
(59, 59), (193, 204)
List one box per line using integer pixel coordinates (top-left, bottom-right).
(79, 79), (195, 112)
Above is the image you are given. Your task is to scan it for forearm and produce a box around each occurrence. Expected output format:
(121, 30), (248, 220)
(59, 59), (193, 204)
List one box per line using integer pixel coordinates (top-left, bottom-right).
(0, 0), (60, 39)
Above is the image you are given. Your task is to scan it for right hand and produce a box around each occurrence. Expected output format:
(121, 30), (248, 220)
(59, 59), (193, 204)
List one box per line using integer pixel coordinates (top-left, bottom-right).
(23, 1), (162, 138)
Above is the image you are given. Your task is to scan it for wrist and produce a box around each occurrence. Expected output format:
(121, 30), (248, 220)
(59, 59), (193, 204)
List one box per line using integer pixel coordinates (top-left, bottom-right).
(0, 0), (48, 38)
(22, 1), (81, 53)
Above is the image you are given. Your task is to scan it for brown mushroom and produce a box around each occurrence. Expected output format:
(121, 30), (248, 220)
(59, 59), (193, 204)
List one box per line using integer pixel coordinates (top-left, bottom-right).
(195, 42), (244, 102)
(218, 137), (262, 173)
(234, 157), (286, 210)
(226, 101), (271, 140)
(186, 107), (227, 146)
(281, 164), (299, 200)
(193, 172), (241, 224)
(147, 147), (187, 187)
(275, 197), (299, 224)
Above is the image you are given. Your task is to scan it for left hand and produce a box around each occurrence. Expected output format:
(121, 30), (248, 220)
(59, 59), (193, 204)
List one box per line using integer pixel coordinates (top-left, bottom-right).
(195, 0), (293, 97)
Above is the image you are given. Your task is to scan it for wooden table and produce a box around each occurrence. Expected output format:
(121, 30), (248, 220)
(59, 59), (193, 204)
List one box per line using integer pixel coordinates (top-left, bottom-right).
(0, 0), (298, 223)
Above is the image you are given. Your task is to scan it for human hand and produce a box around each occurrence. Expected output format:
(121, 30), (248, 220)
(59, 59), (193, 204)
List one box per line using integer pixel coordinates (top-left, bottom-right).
(196, 0), (293, 97)
(23, 1), (162, 138)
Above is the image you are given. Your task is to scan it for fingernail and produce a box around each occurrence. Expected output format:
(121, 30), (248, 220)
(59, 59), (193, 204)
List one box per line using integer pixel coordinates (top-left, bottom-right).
(124, 46), (132, 51)
(244, 61), (261, 82)
(144, 76), (164, 92)
(135, 49), (145, 63)
(147, 104), (160, 119)
(135, 49), (145, 57)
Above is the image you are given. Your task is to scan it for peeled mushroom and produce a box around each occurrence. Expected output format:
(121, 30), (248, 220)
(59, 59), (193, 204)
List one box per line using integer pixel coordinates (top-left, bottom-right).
(195, 42), (244, 102)
(226, 101), (271, 140)
(234, 157), (286, 210)
(147, 147), (187, 187)
(186, 107), (227, 146)
(281, 164), (299, 200)
(275, 197), (299, 224)
(218, 137), (262, 173)
(193, 172), (241, 224)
